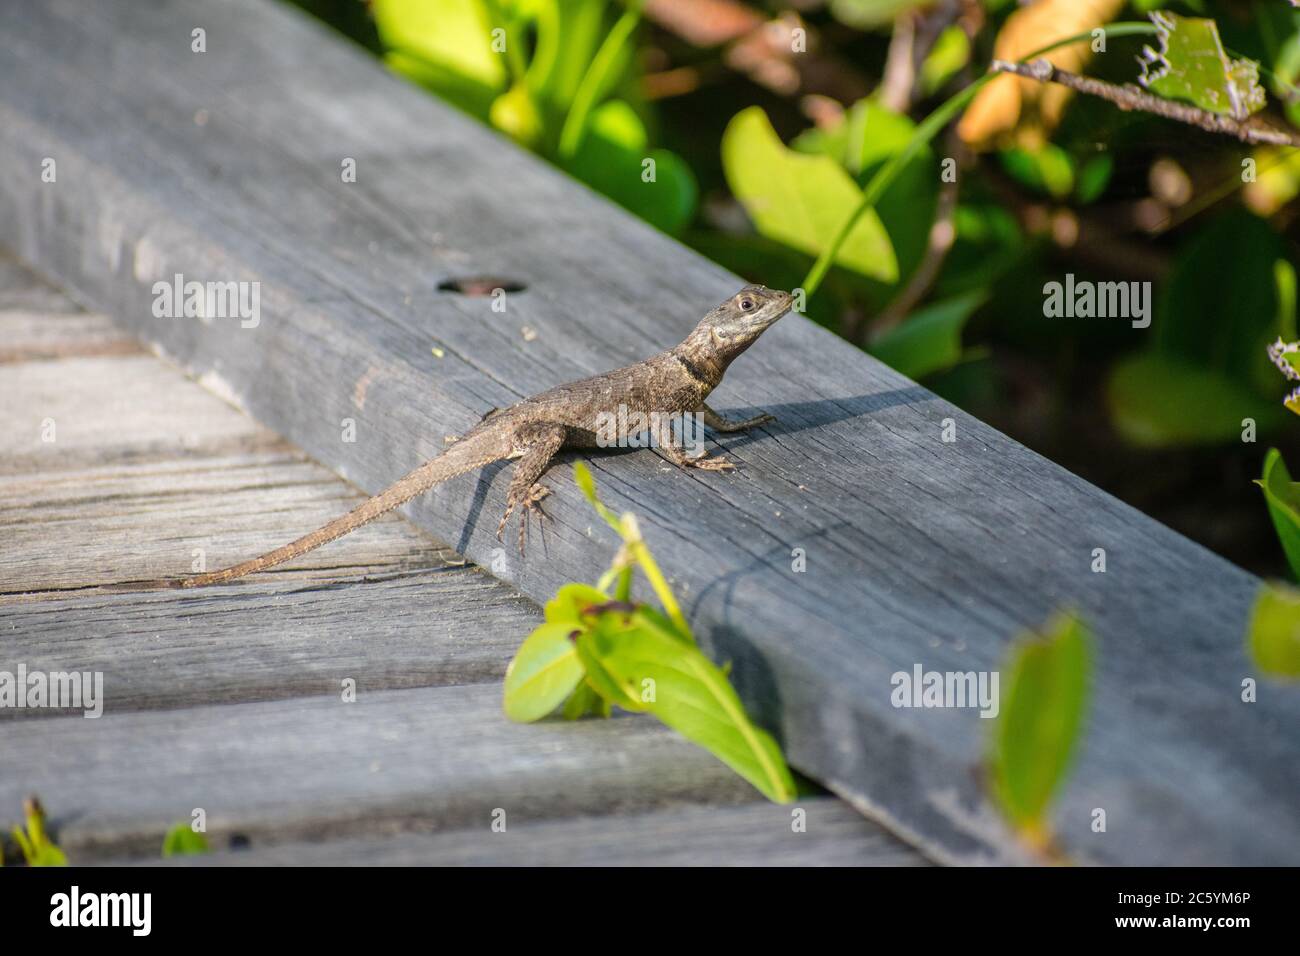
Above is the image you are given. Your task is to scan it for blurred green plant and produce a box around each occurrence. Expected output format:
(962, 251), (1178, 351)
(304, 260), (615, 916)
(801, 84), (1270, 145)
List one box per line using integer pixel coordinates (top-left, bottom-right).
(989, 611), (1092, 862)
(1108, 211), (1290, 447)
(7, 797), (67, 866)
(1257, 447), (1300, 581)
(503, 462), (797, 803)
(372, 0), (696, 233)
(162, 821), (211, 857)
(1247, 581), (1300, 679)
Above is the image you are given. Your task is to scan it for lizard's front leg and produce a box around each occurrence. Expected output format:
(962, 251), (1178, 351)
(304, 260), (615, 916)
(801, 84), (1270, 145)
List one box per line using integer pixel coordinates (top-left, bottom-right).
(700, 403), (776, 433)
(497, 422), (566, 554)
(654, 418), (735, 472)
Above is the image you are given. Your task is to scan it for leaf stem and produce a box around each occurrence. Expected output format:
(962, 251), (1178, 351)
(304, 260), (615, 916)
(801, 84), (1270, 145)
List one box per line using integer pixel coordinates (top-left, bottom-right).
(558, 3), (642, 159)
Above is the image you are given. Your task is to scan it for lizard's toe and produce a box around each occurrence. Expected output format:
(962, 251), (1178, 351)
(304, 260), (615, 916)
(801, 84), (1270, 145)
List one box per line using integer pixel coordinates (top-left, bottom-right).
(693, 455), (736, 471)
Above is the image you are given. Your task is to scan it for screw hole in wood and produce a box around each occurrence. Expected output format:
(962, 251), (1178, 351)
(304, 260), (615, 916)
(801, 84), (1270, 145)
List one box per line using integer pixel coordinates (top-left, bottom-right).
(437, 276), (527, 296)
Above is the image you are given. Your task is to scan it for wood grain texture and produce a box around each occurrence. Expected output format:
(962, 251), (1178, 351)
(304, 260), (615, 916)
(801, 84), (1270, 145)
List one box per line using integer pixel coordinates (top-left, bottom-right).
(0, 568), (537, 715)
(1, 0), (1295, 864)
(130, 799), (929, 866)
(0, 683), (765, 861)
(0, 353), (469, 590)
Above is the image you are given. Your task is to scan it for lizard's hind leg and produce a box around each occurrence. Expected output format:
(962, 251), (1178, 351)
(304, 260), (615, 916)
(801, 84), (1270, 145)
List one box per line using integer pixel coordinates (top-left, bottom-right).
(496, 422), (566, 554)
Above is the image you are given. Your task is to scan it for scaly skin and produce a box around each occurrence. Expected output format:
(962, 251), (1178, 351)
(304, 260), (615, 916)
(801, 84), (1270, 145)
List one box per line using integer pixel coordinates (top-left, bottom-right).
(162, 285), (793, 588)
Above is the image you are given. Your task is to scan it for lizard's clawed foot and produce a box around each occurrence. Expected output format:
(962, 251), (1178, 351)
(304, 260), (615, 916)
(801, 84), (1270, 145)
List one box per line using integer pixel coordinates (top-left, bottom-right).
(688, 454), (736, 472)
(499, 482), (552, 554)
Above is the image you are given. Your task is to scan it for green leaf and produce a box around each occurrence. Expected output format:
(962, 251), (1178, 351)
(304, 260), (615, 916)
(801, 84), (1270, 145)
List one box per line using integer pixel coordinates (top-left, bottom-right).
(374, 0), (506, 113)
(793, 101), (937, 303)
(991, 612), (1092, 833)
(869, 292), (986, 379)
(557, 5), (641, 159)
(586, 607), (797, 802)
(562, 101), (697, 234)
(723, 107), (898, 283)
(1247, 582), (1300, 678)
(383, 50), (501, 120)
(829, 0), (928, 30)
(1108, 353), (1282, 448)
(560, 679), (610, 720)
(1256, 448), (1300, 582)
(161, 823), (210, 857)
(574, 612), (647, 712)
(1000, 145), (1074, 201)
(27, 844), (68, 866)
(1138, 12), (1266, 119)
(792, 99), (918, 174)
(800, 22), (1163, 297)
(528, 0), (607, 108)
(920, 25), (971, 96)
(1276, 258), (1297, 342)
(504, 621), (587, 721)
(489, 81), (545, 148)
(543, 582), (608, 624)
(1075, 154), (1114, 205)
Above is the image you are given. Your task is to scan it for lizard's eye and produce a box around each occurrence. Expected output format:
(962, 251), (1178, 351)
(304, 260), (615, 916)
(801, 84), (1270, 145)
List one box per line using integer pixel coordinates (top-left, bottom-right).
(739, 297), (755, 311)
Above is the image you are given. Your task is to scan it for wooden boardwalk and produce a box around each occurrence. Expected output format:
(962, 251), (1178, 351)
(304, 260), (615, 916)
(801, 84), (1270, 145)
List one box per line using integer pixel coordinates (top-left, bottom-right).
(2, 0), (1297, 866)
(0, 254), (925, 865)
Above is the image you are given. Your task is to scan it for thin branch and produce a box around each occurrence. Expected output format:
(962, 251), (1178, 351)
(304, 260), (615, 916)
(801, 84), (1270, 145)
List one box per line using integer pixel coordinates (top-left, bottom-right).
(991, 58), (1300, 148)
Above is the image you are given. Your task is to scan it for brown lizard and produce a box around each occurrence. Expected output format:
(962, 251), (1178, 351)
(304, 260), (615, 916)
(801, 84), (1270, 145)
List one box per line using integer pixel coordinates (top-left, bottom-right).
(159, 284), (793, 588)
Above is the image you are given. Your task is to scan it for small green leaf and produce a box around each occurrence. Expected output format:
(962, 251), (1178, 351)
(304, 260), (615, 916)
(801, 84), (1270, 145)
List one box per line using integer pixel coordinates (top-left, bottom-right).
(373, 0), (505, 115)
(503, 621), (587, 722)
(991, 612), (1092, 834)
(1247, 582), (1300, 678)
(1107, 353), (1282, 448)
(999, 145), (1074, 201)
(1074, 154), (1114, 205)
(162, 823), (210, 858)
(920, 25), (970, 95)
(562, 101), (697, 234)
(27, 844), (68, 866)
(869, 292), (986, 380)
(723, 107), (898, 283)
(489, 82), (545, 148)
(13, 799), (67, 866)
(1256, 448), (1300, 582)
(560, 679), (610, 720)
(1138, 12), (1266, 119)
(587, 607), (797, 802)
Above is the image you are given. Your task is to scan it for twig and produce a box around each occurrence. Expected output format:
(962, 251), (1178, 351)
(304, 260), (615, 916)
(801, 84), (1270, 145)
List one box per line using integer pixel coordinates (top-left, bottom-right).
(991, 58), (1300, 148)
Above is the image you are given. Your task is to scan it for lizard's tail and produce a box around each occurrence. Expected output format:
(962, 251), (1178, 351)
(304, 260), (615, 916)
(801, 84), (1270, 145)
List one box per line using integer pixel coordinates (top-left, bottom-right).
(125, 429), (512, 590)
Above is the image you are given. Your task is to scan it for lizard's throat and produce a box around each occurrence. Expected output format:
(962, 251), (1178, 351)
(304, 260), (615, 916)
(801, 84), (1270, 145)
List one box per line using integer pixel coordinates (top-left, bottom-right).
(673, 345), (726, 390)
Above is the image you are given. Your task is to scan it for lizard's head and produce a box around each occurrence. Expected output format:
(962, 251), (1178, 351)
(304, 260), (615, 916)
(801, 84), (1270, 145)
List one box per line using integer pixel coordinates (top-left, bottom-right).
(685, 285), (793, 371)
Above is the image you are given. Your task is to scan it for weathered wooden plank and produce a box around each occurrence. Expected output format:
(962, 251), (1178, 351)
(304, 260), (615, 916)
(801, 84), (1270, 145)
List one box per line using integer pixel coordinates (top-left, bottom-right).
(0, 309), (140, 363)
(0, 568), (537, 715)
(0, 319), (535, 705)
(0, 443), (453, 591)
(0, 683), (764, 861)
(0, 251), (81, 314)
(0, 351), (477, 591)
(130, 799), (928, 867)
(1, 0), (1296, 865)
